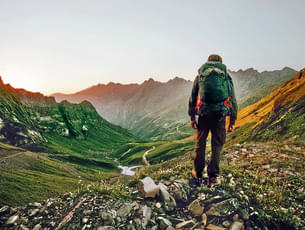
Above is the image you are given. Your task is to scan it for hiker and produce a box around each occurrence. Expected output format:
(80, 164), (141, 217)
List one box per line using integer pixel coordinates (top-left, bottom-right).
(188, 54), (237, 186)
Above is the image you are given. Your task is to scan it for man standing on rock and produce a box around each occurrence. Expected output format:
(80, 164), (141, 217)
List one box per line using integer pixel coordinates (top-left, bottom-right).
(188, 54), (238, 186)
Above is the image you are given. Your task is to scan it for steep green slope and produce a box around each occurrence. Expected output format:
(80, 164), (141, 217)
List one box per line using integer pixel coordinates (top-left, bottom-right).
(0, 77), (137, 155)
(0, 77), (137, 205)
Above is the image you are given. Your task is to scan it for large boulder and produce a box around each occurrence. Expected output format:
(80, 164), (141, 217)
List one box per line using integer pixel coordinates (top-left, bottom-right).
(138, 177), (160, 198)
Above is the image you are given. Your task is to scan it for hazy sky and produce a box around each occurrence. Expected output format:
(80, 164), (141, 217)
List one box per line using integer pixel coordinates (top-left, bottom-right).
(0, 0), (304, 95)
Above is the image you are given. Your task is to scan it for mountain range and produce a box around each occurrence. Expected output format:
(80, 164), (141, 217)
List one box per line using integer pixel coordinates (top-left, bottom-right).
(53, 67), (297, 141)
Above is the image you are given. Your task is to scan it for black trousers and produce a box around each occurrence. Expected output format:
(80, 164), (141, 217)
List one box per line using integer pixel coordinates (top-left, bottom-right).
(194, 114), (226, 178)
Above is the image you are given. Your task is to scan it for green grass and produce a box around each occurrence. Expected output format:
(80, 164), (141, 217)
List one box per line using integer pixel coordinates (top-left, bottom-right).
(113, 138), (196, 166)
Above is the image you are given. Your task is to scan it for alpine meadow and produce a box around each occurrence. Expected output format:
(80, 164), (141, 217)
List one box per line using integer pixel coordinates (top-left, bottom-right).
(0, 1), (305, 230)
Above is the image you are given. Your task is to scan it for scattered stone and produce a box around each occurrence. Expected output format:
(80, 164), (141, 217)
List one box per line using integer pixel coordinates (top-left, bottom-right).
(138, 177), (160, 198)
(29, 208), (40, 217)
(188, 199), (204, 216)
(33, 224), (41, 230)
(101, 212), (114, 225)
(32, 202), (42, 208)
(6, 214), (19, 225)
(155, 202), (162, 208)
(82, 217), (89, 224)
(97, 227), (116, 230)
(20, 216), (29, 224)
(143, 205), (152, 227)
(83, 209), (92, 215)
(206, 224), (226, 230)
(0, 206), (9, 214)
(159, 182), (171, 203)
(117, 203), (133, 218)
(206, 198), (239, 217)
(202, 213), (207, 226)
(229, 221), (245, 230)
(176, 220), (195, 229)
(157, 217), (172, 230)
(20, 224), (30, 230)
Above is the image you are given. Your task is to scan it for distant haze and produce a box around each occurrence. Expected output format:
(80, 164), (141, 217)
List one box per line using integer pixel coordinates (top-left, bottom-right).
(0, 0), (304, 95)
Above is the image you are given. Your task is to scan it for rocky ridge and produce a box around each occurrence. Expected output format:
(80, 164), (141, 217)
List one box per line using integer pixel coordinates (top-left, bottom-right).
(0, 177), (251, 230)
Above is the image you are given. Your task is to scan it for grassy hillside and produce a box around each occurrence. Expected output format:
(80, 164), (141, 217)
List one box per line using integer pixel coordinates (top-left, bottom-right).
(227, 68), (305, 144)
(0, 77), (138, 205)
(0, 77), (137, 155)
(0, 141), (119, 206)
(113, 137), (196, 166)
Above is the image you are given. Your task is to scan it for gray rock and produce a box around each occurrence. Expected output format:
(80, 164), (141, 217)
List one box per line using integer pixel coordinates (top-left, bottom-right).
(155, 202), (162, 208)
(159, 182), (171, 203)
(83, 209), (92, 215)
(20, 216), (29, 224)
(6, 214), (19, 225)
(0, 206), (9, 214)
(32, 202), (42, 208)
(20, 225), (30, 230)
(97, 227), (116, 230)
(117, 203), (133, 218)
(206, 198), (239, 217)
(142, 205), (152, 227)
(138, 177), (160, 198)
(175, 179), (189, 184)
(29, 208), (40, 217)
(188, 199), (204, 216)
(176, 220), (195, 229)
(229, 221), (245, 230)
(101, 212), (114, 225)
(82, 217), (89, 224)
(33, 224), (41, 230)
(157, 217), (172, 230)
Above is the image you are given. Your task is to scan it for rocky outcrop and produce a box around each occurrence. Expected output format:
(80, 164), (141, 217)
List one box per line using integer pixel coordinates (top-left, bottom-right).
(0, 176), (254, 230)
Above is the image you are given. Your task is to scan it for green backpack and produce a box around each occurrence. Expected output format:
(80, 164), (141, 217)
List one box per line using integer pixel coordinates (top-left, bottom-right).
(196, 62), (233, 116)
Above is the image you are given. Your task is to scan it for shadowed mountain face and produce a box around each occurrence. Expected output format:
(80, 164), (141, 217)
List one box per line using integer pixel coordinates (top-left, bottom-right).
(0, 77), (136, 153)
(52, 67), (297, 140)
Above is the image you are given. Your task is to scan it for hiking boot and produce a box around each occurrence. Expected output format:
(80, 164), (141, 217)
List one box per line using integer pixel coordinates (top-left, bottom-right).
(208, 176), (221, 187)
(192, 170), (203, 186)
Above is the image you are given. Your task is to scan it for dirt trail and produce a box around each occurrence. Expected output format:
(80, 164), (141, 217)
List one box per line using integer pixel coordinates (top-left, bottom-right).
(142, 146), (155, 166)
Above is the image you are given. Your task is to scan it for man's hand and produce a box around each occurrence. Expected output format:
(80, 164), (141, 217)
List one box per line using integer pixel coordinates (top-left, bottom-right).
(190, 120), (198, 129)
(228, 124), (235, 132)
